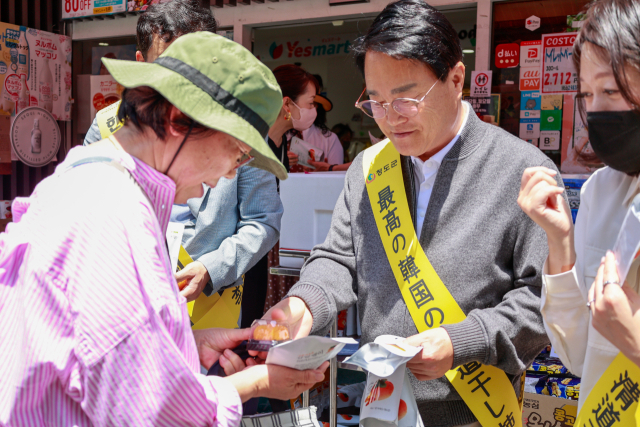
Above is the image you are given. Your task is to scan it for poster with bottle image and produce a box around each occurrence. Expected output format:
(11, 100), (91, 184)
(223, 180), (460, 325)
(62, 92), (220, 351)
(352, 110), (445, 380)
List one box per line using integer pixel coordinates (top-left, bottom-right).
(0, 23), (71, 121)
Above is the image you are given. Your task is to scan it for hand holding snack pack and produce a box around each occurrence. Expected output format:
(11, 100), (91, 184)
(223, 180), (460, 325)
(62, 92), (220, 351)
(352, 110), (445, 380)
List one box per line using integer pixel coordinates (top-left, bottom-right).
(290, 136), (324, 169)
(248, 319), (357, 370)
(344, 336), (424, 427)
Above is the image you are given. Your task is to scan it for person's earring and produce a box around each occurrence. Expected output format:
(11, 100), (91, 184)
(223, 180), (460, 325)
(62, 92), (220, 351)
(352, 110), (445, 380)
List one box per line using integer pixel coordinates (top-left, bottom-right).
(285, 111), (291, 120)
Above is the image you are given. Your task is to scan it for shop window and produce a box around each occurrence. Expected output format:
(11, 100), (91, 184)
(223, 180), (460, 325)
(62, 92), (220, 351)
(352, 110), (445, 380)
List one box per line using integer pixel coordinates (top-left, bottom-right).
(491, 0), (590, 168)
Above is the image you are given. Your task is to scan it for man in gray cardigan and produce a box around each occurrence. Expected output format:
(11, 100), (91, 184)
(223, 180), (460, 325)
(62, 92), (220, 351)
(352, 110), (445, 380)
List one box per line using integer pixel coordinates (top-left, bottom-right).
(264, 1), (556, 426)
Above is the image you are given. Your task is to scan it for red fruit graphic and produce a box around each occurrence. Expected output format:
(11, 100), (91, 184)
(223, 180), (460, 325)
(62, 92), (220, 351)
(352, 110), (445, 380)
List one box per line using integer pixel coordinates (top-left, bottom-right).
(364, 379), (394, 405)
(269, 42), (284, 60)
(338, 392), (349, 402)
(398, 399), (407, 420)
(341, 415), (353, 421)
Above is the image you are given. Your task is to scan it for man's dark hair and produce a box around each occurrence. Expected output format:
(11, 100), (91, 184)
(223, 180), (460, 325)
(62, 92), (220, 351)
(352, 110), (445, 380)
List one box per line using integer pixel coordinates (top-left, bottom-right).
(573, 0), (640, 171)
(353, 0), (462, 81)
(137, 0), (218, 60)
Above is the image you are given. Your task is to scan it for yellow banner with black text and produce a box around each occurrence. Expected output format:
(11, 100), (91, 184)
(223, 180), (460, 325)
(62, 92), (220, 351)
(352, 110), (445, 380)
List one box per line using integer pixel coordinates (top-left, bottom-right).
(363, 139), (522, 427)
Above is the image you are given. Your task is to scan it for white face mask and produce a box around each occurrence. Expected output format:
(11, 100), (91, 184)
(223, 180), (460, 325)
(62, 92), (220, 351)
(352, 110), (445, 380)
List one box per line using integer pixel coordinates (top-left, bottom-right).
(290, 101), (317, 131)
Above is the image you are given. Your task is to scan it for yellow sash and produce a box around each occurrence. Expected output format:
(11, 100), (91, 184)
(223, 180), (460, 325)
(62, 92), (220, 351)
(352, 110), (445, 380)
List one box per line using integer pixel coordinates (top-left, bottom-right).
(177, 246), (244, 330)
(96, 100), (123, 139)
(363, 139), (522, 427)
(96, 101), (243, 329)
(574, 353), (640, 426)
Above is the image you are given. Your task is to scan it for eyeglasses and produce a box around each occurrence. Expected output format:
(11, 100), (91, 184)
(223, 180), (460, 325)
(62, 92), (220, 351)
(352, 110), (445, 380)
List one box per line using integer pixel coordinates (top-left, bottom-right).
(234, 139), (254, 169)
(355, 80), (439, 119)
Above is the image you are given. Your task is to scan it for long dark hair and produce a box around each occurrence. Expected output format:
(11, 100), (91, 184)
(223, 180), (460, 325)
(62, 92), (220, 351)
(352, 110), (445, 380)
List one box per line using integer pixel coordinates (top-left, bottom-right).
(573, 0), (640, 167)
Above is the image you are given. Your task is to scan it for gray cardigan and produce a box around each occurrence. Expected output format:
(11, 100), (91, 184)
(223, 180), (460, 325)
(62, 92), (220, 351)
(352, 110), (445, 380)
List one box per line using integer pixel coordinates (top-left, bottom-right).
(288, 108), (557, 427)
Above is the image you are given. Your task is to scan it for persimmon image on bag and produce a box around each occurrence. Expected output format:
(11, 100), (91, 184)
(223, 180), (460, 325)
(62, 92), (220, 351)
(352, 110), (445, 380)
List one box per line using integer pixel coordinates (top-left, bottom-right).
(364, 379), (395, 405)
(338, 392), (349, 402)
(398, 399), (407, 420)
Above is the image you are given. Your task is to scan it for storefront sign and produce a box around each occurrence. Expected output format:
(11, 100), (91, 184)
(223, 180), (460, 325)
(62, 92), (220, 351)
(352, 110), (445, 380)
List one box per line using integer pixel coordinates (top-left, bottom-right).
(495, 43), (519, 68)
(520, 67), (541, 91)
(519, 118), (540, 140)
(541, 109), (562, 131)
(541, 94), (563, 110)
(520, 91), (541, 140)
(541, 33), (578, 95)
(526, 15), (541, 31)
(62, 0), (127, 19)
(10, 106), (60, 167)
(470, 71), (492, 97)
(520, 41), (541, 67)
(255, 34), (357, 62)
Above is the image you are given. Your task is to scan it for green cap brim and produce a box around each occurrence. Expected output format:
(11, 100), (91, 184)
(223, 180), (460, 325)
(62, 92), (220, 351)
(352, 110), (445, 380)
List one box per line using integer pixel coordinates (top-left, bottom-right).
(102, 57), (287, 181)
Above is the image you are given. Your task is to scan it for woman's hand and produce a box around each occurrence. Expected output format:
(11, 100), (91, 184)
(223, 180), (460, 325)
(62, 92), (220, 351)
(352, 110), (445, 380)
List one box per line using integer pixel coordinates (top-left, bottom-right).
(227, 362), (329, 402)
(517, 166), (575, 274)
(588, 251), (640, 366)
(193, 327), (252, 370)
(176, 261), (210, 302)
(287, 151), (299, 166)
(308, 161), (331, 171)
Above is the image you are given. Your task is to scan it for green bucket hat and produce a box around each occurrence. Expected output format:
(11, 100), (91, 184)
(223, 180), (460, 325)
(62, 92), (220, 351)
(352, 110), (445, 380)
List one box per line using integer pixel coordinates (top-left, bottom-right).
(102, 31), (287, 180)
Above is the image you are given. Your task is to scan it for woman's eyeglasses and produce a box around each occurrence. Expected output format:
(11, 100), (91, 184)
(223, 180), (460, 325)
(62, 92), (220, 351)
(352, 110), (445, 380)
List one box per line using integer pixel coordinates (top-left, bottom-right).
(235, 140), (254, 169)
(355, 80), (439, 119)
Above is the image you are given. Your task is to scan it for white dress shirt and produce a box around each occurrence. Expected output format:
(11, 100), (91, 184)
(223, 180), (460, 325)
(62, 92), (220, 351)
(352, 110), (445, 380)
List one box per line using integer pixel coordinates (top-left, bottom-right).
(542, 167), (640, 409)
(411, 103), (469, 237)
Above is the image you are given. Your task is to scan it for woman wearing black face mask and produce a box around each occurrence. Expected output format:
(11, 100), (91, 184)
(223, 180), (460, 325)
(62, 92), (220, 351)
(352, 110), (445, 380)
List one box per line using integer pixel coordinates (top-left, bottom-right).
(518, 0), (640, 411)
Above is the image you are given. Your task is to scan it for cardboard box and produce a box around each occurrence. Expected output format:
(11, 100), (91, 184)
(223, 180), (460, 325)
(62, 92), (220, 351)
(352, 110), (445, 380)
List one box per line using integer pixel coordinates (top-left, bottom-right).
(522, 392), (578, 427)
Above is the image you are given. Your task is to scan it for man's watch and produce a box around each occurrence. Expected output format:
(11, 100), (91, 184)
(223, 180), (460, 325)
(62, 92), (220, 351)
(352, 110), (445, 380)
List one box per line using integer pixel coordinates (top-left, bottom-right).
(328, 164), (335, 171)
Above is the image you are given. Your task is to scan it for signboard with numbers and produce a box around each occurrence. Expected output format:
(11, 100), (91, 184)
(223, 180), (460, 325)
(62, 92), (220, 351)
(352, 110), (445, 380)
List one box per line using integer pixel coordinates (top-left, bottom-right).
(62, 0), (127, 19)
(540, 33), (578, 95)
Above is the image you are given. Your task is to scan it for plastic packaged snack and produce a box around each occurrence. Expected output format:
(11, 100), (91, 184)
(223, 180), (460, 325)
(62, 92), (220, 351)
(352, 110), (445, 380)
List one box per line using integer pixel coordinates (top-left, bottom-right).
(248, 319), (292, 352)
(547, 377), (580, 400)
(529, 358), (568, 375)
(343, 336), (423, 427)
(524, 373), (548, 395)
(337, 382), (366, 408)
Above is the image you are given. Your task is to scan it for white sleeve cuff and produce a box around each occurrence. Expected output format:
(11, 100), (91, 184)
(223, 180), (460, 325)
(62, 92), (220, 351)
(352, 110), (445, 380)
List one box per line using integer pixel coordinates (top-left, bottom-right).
(542, 260), (584, 305)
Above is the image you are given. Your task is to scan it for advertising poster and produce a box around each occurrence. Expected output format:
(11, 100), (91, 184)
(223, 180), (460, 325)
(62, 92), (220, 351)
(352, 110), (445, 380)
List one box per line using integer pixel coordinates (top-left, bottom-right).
(540, 33), (578, 95)
(520, 91), (541, 139)
(0, 23), (72, 121)
(561, 94), (597, 174)
(62, 0), (127, 19)
(463, 94), (501, 125)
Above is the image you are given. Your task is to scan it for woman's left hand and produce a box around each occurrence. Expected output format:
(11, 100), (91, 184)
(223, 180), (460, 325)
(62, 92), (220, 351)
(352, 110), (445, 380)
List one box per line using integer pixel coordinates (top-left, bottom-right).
(176, 261), (210, 302)
(193, 327), (253, 370)
(588, 251), (640, 365)
(308, 160), (331, 171)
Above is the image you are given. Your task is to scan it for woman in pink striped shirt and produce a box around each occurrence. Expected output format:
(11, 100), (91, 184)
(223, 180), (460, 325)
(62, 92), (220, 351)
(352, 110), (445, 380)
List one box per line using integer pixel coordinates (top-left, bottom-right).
(0, 32), (327, 427)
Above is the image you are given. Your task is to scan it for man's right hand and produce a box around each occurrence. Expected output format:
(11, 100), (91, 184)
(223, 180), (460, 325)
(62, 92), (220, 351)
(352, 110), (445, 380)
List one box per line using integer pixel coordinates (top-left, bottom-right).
(250, 297), (314, 358)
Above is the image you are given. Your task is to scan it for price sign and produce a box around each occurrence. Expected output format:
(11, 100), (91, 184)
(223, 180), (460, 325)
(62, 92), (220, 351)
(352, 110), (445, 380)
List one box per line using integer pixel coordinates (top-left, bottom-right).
(62, 0), (126, 19)
(540, 33), (578, 95)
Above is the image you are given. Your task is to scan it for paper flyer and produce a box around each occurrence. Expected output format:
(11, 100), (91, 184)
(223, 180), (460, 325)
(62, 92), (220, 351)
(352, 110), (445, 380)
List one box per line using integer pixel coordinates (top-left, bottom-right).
(290, 136), (324, 168)
(266, 336), (357, 370)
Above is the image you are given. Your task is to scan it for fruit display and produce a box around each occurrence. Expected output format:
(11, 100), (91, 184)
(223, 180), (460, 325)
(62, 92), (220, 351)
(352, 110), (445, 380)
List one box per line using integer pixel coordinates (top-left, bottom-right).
(247, 319), (291, 351)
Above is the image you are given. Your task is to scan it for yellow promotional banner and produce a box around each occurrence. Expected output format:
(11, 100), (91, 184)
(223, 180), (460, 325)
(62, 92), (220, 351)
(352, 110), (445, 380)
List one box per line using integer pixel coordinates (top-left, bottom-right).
(96, 100), (123, 139)
(575, 352), (640, 427)
(177, 243), (243, 329)
(363, 139), (522, 427)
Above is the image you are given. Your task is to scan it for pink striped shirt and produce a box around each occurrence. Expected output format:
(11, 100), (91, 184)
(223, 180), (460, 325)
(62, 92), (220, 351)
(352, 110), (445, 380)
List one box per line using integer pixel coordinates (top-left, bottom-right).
(0, 145), (242, 426)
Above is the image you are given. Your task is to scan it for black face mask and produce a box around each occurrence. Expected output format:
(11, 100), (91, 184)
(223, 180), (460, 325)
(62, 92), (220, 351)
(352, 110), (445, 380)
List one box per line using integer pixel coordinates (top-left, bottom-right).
(587, 110), (640, 175)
